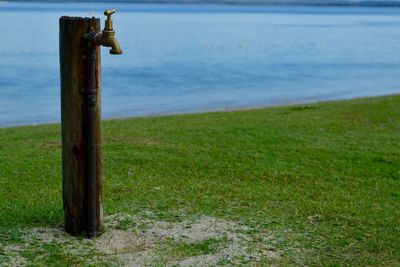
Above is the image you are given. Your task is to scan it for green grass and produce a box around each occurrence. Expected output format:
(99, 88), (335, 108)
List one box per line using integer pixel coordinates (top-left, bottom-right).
(0, 95), (399, 266)
(166, 237), (227, 259)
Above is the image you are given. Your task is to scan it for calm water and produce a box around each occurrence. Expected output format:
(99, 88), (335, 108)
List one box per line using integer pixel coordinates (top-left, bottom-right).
(1, 2), (400, 127)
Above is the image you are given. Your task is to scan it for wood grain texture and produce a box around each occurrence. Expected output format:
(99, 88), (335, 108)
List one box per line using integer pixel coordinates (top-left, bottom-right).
(60, 16), (103, 235)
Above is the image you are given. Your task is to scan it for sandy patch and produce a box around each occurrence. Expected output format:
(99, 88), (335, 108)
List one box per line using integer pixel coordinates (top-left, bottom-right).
(0, 212), (280, 266)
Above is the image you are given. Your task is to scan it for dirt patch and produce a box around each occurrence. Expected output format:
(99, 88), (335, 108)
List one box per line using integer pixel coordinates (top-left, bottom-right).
(0, 212), (281, 266)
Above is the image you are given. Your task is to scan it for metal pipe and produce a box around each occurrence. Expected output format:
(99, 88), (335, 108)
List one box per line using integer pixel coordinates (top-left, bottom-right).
(85, 26), (97, 239)
(83, 10), (122, 239)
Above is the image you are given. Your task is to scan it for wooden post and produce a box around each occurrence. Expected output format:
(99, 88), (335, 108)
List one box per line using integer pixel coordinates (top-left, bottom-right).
(59, 16), (103, 236)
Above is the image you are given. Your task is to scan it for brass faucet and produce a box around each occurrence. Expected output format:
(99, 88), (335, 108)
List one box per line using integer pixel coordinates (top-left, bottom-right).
(94, 9), (122, 55)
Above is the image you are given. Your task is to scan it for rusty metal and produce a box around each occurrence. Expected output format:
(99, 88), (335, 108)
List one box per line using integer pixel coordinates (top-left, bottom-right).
(84, 25), (98, 239)
(83, 10), (122, 239)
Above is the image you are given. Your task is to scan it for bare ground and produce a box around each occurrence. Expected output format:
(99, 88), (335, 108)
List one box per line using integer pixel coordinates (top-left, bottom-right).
(0, 212), (283, 266)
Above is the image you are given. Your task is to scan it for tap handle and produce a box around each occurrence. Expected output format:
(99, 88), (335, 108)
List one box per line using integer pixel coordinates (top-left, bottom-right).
(104, 9), (116, 31)
(104, 9), (115, 17)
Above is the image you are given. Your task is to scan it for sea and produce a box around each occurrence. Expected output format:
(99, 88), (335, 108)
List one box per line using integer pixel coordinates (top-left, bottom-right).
(1, 2), (400, 127)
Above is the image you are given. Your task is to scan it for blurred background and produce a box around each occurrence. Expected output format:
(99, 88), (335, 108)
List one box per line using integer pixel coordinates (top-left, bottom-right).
(1, 1), (400, 127)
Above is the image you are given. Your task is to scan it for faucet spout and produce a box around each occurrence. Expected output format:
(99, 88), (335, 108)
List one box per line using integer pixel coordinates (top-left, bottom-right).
(94, 31), (122, 55)
(110, 37), (122, 55)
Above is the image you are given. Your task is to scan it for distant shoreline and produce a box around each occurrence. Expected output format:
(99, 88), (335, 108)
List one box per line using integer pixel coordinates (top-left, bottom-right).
(1, 94), (398, 128)
(3, 0), (400, 8)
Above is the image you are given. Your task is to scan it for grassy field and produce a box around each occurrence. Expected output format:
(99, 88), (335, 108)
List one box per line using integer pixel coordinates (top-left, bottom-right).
(0, 95), (399, 266)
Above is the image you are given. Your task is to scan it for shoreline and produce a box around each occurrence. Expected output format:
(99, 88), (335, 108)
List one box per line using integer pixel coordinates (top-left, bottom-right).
(1, 93), (398, 129)
(3, 2), (400, 12)
(3, 0), (400, 8)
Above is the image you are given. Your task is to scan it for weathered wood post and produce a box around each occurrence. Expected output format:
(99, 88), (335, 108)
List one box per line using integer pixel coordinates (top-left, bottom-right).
(59, 10), (122, 238)
(60, 16), (103, 236)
